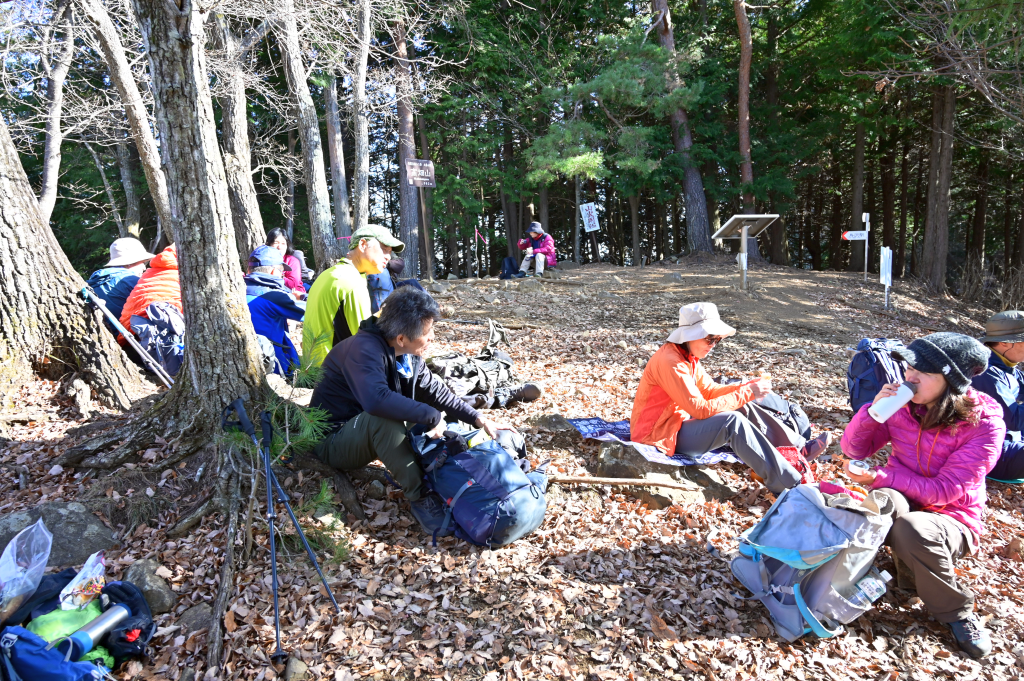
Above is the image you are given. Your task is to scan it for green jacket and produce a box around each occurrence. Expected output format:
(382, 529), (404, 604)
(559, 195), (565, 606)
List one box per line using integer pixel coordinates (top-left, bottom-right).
(302, 258), (370, 366)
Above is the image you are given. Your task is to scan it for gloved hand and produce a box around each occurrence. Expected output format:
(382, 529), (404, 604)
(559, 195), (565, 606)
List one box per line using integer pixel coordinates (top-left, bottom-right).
(101, 581), (152, 620)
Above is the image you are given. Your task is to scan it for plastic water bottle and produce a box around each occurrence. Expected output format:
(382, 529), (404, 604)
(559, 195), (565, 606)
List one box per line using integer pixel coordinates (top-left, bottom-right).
(847, 569), (891, 608)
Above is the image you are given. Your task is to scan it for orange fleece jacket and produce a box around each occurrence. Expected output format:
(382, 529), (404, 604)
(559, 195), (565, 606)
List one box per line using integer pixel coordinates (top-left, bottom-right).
(630, 343), (755, 453)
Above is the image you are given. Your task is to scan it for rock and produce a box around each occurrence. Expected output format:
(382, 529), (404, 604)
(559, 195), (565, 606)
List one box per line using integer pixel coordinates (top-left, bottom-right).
(592, 442), (742, 510)
(943, 315), (958, 326)
(528, 413), (575, 432)
(483, 294), (498, 304)
(179, 669), (196, 681)
(446, 273), (460, 280)
(68, 378), (91, 419)
(663, 273), (684, 283)
(780, 348), (808, 356)
(426, 282), (449, 294)
(177, 602), (213, 634)
(0, 502), (117, 568)
(513, 306), (530, 318)
(517, 278), (543, 292)
(266, 373), (312, 407)
(124, 558), (176, 615)
(557, 261), (580, 271)
(615, 340), (628, 350)
(365, 480), (386, 500)
(541, 269), (563, 280)
(283, 657), (308, 681)
(597, 291), (621, 300)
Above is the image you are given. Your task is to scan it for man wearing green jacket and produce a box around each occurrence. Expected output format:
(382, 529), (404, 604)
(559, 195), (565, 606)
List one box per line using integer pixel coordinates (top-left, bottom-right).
(303, 225), (405, 366)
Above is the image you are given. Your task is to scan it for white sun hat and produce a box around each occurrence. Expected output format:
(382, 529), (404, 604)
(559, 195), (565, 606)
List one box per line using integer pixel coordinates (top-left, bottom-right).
(666, 302), (737, 344)
(106, 237), (156, 267)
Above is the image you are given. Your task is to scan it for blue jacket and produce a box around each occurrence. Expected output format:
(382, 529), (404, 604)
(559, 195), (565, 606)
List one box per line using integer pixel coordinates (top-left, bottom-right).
(366, 273), (395, 314)
(971, 351), (1024, 446)
(244, 273), (305, 375)
(86, 267), (140, 328)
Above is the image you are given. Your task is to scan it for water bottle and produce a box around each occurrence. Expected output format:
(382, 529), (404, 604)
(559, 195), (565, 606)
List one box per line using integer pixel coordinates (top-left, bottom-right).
(54, 603), (131, 661)
(868, 382), (918, 423)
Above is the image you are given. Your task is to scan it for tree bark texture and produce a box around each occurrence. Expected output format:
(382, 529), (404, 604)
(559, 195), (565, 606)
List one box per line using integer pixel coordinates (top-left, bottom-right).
(286, 129), (296, 240)
(351, 0), (372, 233)
(0, 118), (141, 409)
(848, 123), (866, 272)
(85, 142), (126, 237)
(116, 140), (141, 238)
(278, 0), (337, 271)
(881, 140), (896, 250)
(393, 22), (420, 276)
(897, 142), (910, 276)
(629, 194), (641, 266)
(38, 0), (75, 225)
(214, 15), (266, 261)
(651, 0), (712, 252)
(325, 74), (353, 240)
(79, 0), (173, 233)
(922, 86), (956, 292)
(734, 0), (754, 212)
(829, 159), (843, 269)
(968, 153), (989, 264)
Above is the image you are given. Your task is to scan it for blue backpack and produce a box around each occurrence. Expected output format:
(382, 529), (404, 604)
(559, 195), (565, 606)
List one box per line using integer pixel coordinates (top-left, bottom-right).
(413, 427), (547, 547)
(499, 256), (519, 280)
(0, 627), (108, 681)
(847, 338), (907, 413)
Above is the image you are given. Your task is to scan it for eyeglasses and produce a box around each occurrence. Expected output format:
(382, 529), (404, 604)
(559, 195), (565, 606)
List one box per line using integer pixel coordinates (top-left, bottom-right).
(704, 335), (724, 346)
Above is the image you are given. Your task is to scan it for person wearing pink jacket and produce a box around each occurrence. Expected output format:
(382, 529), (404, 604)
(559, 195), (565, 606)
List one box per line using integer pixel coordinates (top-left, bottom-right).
(841, 332), (1003, 659)
(515, 222), (557, 277)
(267, 228), (306, 298)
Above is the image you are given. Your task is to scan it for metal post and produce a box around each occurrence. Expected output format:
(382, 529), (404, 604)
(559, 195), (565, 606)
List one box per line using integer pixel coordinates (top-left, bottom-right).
(740, 224), (749, 290)
(863, 213), (870, 282)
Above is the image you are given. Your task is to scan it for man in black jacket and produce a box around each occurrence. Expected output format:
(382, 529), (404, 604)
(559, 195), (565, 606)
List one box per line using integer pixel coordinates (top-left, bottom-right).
(310, 287), (510, 534)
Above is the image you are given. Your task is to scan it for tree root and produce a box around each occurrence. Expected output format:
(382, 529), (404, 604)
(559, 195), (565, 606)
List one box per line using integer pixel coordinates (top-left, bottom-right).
(207, 463), (240, 673)
(169, 493), (215, 539)
(293, 455), (366, 522)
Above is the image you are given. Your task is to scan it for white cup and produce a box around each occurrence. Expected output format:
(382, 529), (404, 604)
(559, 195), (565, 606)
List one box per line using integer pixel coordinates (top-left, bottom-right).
(868, 382), (918, 423)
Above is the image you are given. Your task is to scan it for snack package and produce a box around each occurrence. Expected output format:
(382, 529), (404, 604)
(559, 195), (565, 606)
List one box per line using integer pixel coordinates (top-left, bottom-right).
(59, 550), (106, 610)
(0, 518), (53, 624)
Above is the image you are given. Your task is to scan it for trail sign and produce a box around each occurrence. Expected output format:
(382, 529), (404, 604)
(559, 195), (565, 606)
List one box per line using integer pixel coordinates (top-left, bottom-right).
(842, 231), (868, 241)
(405, 159), (435, 188)
(711, 214), (779, 291)
(580, 202), (600, 233)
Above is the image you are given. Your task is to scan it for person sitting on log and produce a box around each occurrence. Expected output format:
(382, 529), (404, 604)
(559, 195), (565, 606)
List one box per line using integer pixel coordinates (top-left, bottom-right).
(630, 302), (828, 493)
(86, 237), (156, 334)
(972, 311), (1024, 482)
(515, 222), (556, 278)
(244, 245), (306, 376)
(309, 286), (511, 536)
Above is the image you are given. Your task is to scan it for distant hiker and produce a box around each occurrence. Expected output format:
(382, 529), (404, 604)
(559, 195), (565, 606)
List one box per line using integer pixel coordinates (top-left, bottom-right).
(292, 249), (314, 291)
(630, 302), (822, 494)
(842, 332), (1002, 659)
(515, 222), (556, 278)
(972, 311), (1024, 482)
(119, 243), (182, 335)
(309, 286), (510, 535)
(367, 256), (405, 314)
(245, 245), (306, 376)
(86, 237), (156, 332)
(266, 228), (306, 297)
(303, 225), (405, 366)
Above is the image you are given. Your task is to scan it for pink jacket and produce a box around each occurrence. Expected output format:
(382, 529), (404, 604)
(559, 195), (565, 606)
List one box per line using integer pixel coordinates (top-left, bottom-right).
(840, 388), (1004, 538)
(283, 254), (304, 295)
(518, 234), (557, 267)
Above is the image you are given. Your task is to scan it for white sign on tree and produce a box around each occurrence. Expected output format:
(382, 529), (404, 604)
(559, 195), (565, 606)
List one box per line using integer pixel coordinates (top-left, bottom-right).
(580, 202), (600, 233)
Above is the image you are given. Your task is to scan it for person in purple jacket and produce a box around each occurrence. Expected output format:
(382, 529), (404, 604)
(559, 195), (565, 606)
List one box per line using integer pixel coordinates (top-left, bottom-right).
(841, 332), (1003, 659)
(515, 222), (557, 278)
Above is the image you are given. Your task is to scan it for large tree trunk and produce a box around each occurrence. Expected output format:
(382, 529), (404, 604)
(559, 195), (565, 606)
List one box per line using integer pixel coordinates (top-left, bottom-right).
(415, 114), (435, 279)
(848, 122), (866, 272)
(734, 0), (754, 213)
(325, 74), (353, 239)
(278, 0), (337, 271)
(922, 86), (956, 293)
(214, 15), (266, 261)
(897, 140), (910, 276)
(37, 1), (75, 225)
(1, 118), (141, 409)
(351, 0), (372, 233)
(829, 158), (843, 269)
(881, 139), (896, 251)
(651, 0), (712, 252)
(393, 21), (420, 276)
(115, 140), (141, 238)
(79, 0), (173, 233)
(629, 194), (641, 266)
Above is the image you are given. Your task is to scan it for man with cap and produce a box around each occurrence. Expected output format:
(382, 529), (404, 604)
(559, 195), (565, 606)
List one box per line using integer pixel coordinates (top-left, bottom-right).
(245, 245), (306, 376)
(973, 311), (1024, 481)
(86, 237), (156, 333)
(515, 222), (557, 278)
(302, 225), (404, 366)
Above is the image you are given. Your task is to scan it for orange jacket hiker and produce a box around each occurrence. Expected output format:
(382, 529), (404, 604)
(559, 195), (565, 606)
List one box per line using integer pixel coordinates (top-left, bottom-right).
(119, 244), (182, 333)
(630, 343), (755, 453)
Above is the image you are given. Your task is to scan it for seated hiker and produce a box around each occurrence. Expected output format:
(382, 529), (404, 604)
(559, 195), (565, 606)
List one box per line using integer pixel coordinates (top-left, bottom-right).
(515, 222), (556, 278)
(972, 311), (1024, 482)
(367, 256), (404, 314)
(245, 245), (306, 376)
(630, 302), (825, 494)
(309, 286), (510, 535)
(86, 237), (155, 333)
(266, 228), (306, 298)
(119, 243), (181, 340)
(292, 248), (314, 291)
(303, 225), (404, 367)
(841, 332), (1003, 659)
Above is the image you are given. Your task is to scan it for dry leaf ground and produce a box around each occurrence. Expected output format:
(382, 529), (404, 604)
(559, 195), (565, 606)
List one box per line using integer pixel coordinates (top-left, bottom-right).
(1, 256), (1023, 681)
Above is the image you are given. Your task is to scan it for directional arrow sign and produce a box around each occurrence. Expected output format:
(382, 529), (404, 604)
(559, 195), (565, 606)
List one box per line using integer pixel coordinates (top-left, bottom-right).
(843, 230), (868, 241)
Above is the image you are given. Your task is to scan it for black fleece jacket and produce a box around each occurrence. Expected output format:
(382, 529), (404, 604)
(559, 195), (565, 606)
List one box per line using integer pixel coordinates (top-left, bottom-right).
(310, 318), (481, 429)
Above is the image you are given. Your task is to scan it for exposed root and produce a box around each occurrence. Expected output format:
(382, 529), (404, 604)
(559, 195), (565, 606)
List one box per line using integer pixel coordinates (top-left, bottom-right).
(207, 448), (241, 673)
(169, 493), (215, 539)
(293, 455), (367, 522)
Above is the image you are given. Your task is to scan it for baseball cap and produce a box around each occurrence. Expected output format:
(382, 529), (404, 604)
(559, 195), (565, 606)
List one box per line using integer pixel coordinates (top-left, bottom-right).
(248, 245), (291, 270)
(349, 224), (405, 253)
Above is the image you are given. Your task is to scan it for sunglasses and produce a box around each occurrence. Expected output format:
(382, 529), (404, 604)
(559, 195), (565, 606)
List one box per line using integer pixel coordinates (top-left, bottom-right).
(704, 335), (724, 346)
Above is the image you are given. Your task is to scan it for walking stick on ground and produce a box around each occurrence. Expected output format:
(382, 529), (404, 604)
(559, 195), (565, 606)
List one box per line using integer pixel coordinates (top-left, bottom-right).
(80, 287), (174, 389)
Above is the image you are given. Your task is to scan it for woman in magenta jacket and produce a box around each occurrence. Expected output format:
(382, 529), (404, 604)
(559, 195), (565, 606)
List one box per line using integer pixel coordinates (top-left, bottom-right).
(841, 333), (1003, 659)
(515, 222), (556, 277)
(267, 228), (306, 297)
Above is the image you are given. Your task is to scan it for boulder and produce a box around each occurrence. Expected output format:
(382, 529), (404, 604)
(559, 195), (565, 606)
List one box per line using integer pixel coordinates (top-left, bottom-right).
(557, 261), (581, 271)
(177, 602), (213, 634)
(446, 274), (460, 281)
(284, 657), (308, 681)
(364, 480), (386, 500)
(426, 282), (449, 294)
(541, 269), (563, 280)
(592, 442), (742, 510)
(0, 502), (117, 567)
(528, 413), (575, 432)
(483, 294), (498, 304)
(517, 278), (543, 293)
(124, 558), (177, 615)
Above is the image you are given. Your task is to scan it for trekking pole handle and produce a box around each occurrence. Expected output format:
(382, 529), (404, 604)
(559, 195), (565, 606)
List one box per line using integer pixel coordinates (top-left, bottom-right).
(229, 399), (256, 438)
(261, 411), (273, 448)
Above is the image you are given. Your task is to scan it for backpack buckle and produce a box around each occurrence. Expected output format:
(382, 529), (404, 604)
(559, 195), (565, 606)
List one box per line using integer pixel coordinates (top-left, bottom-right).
(0, 632), (17, 650)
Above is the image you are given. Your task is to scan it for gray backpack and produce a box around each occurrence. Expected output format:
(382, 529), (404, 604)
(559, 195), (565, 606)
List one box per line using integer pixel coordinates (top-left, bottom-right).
(730, 484), (895, 641)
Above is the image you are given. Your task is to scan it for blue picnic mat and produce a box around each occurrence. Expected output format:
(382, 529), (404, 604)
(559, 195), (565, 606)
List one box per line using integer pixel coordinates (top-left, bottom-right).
(566, 417), (741, 467)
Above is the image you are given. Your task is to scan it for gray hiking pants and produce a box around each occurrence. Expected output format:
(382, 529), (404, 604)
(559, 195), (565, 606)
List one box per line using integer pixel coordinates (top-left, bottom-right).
(879, 488), (975, 623)
(674, 404), (802, 493)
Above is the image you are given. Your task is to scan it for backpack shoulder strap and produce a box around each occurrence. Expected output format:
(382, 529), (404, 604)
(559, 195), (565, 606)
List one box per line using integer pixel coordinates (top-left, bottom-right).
(793, 584), (843, 639)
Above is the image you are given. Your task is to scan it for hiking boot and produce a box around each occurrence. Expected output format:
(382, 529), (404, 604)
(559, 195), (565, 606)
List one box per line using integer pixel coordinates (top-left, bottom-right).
(513, 271), (526, 279)
(802, 432), (833, 462)
(409, 493), (454, 537)
(947, 614), (992, 659)
(506, 383), (543, 406)
(895, 557), (917, 591)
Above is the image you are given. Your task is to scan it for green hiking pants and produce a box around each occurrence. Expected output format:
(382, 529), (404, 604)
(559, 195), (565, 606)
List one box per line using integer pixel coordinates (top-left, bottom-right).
(314, 412), (424, 501)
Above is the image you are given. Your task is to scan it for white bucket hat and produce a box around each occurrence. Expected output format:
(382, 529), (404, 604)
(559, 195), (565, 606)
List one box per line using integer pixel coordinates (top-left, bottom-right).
(666, 302), (736, 344)
(107, 237), (156, 267)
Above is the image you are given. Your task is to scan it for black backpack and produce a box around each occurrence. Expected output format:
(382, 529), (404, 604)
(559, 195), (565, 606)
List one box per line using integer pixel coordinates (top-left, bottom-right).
(847, 338), (907, 413)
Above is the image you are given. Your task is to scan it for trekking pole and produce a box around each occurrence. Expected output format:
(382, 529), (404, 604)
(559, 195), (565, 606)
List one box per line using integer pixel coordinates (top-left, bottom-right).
(80, 287), (174, 389)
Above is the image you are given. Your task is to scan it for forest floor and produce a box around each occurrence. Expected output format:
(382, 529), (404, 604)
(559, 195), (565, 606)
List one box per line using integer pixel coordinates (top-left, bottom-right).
(2, 255), (1023, 681)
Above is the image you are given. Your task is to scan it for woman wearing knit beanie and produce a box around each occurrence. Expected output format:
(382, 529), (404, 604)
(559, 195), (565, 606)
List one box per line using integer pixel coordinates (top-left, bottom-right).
(840, 332), (1004, 659)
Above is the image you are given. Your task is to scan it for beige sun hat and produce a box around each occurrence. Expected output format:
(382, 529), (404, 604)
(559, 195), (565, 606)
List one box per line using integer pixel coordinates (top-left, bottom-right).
(666, 302), (737, 344)
(106, 237), (155, 267)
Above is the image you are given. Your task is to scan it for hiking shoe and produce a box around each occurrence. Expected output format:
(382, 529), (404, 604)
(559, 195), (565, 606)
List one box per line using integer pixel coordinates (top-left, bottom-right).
(513, 271), (526, 279)
(506, 383), (543, 406)
(409, 493), (454, 537)
(947, 614), (992, 659)
(802, 432), (833, 462)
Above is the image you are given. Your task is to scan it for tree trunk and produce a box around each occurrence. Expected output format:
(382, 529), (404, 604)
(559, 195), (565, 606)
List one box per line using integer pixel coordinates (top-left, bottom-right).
(922, 86), (956, 293)
(848, 122), (866, 272)
(325, 74), (353, 241)
(115, 140), (141, 238)
(651, 0), (712, 252)
(286, 130), (296, 240)
(539, 185), (549, 234)
(629, 194), (641, 266)
(912, 145), (925, 277)
(415, 115), (435, 279)
(278, 0), (337, 272)
(1004, 173), (1014, 274)
(79, 0), (173, 233)
(897, 140), (910, 276)
(881, 140), (896, 250)
(1, 117), (142, 409)
(85, 142), (126, 237)
(393, 21), (420, 276)
(37, 1), (75, 225)
(829, 158), (843, 270)
(968, 153), (989, 265)
(351, 0), (372, 233)
(734, 0), (754, 213)
(574, 176), (582, 263)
